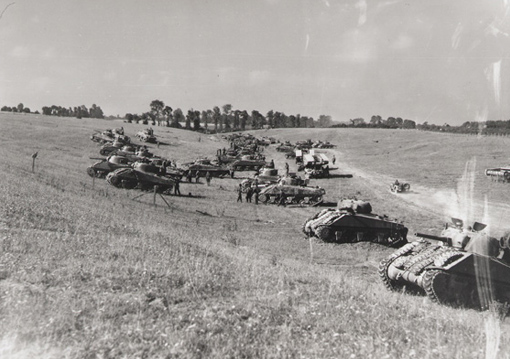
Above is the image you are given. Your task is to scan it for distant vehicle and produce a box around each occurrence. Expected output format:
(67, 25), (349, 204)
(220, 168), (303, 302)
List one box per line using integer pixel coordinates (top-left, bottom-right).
(229, 156), (266, 171)
(181, 159), (230, 178)
(258, 183), (325, 205)
(485, 166), (510, 182)
(390, 181), (411, 193)
(379, 218), (510, 309)
(136, 128), (157, 143)
(90, 129), (115, 144)
(300, 152), (330, 178)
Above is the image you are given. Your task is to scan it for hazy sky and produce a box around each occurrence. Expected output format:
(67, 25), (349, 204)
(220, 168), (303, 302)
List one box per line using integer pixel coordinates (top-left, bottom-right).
(1, 0), (510, 125)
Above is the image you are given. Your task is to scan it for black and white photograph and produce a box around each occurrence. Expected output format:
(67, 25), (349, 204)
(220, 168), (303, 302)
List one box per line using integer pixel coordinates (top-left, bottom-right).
(1, 1), (510, 358)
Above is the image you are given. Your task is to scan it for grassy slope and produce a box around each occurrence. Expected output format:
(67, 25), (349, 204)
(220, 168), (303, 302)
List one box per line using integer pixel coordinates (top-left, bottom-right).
(0, 113), (509, 358)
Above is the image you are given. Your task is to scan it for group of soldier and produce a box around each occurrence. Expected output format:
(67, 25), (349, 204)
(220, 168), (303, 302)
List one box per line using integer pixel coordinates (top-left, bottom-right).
(237, 181), (259, 204)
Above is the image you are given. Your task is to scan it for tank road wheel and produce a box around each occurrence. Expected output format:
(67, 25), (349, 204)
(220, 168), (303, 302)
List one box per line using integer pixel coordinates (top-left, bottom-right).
(259, 194), (269, 203)
(121, 178), (138, 189)
(404, 183), (411, 191)
(423, 270), (480, 308)
(505, 172), (510, 182)
(299, 197), (310, 205)
(378, 258), (403, 292)
(108, 175), (121, 187)
(268, 195), (277, 204)
(315, 225), (336, 242)
(87, 167), (96, 177)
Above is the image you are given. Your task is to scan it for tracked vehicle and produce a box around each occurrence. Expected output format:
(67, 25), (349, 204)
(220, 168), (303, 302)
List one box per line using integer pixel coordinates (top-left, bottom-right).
(303, 200), (408, 247)
(87, 155), (132, 178)
(106, 162), (176, 193)
(379, 218), (510, 309)
(258, 184), (325, 205)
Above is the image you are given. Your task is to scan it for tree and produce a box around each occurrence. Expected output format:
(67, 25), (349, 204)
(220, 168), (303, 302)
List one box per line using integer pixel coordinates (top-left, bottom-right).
(150, 100), (164, 117)
(402, 119), (416, 129)
(318, 115), (332, 128)
(185, 109), (193, 129)
(162, 106), (173, 126)
(17, 103), (24, 113)
(240, 110), (248, 131)
(172, 108), (184, 128)
(213, 106), (221, 131)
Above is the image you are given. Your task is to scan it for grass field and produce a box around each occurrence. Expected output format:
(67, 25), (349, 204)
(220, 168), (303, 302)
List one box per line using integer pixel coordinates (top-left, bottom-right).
(1, 112), (510, 358)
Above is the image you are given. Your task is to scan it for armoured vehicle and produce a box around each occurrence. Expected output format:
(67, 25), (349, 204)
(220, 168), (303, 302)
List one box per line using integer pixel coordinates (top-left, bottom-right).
(106, 162), (176, 193)
(258, 183), (325, 205)
(99, 143), (138, 156)
(485, 166), (510, 182)
(303, 200), (408, 247)
(136, 128), (157, 143)
(276, 143), (294, 153)
(87, 155), (132, 178)
(390, 181), (411, 193)
(229, 156), (266, 171)
(379, 218), (510, 309)
(181, 159), (230, 178)
(90, 129), (115, 144)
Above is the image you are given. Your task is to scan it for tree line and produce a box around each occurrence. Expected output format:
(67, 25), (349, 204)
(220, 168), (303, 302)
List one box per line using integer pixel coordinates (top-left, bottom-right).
(1, 103), (33, 114)
(1, 103), (104, 119)
(124, 100), (333, 132)
(332, 115), (417, 129)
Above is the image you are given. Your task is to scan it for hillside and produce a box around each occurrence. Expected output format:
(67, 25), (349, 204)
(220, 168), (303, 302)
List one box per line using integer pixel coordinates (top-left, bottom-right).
(0, 113), (509, 358)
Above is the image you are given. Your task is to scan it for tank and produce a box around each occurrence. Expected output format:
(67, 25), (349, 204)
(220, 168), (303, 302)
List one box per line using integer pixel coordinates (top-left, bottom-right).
(136, 128), (157, 143)
(182, 160), (230, 178)
(87, 155), (132, 178)
(379, 218), (510, 309)
(485, 166), (510, 182)
(303, 200), (408, 247)
(106, 164), (176, 193)
(229, 158), (266, 171)
(258, 184), (325, 205)
(90, 130), (115, 144)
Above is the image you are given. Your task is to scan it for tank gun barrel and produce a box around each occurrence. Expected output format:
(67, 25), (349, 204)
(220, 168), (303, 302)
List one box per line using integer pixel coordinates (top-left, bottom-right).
(415, 233), (450, 242)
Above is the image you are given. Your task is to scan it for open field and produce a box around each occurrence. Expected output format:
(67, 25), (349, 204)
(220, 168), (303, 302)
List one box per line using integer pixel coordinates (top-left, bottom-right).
(1, 112), (510, 358)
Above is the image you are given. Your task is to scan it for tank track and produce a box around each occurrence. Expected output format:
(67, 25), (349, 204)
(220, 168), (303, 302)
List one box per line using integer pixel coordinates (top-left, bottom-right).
(378, 241), (428, 291)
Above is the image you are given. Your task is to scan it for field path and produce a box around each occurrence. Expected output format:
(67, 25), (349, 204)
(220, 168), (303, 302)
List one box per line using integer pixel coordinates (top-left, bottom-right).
(328, 147), (510, 237)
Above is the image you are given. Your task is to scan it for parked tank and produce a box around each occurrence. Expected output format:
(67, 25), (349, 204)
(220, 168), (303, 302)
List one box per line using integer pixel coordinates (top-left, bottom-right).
(485, 166), (510, 182)
(258, 183), (325, 205)
(90, 129), (115, 144)
(379, 218), (510, 309)
(136, 128), (157, 143)
(229, 156), (266, 171)
(100, 143), (137, 156)
(303, 200), (408, 247)
(87, 155), (132, 178)
(106, 162), (176, 193)
(182, 160), (230, 178)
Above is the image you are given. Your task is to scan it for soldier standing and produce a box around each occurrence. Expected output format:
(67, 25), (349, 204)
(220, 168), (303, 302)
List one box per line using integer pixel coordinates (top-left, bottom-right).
(174, 179), (181, 196)
(237, 184), (243, 202)
(246, 186), (253, 203)
(332, 155), (336, 165)
(186, 171), (193, 183)
(285, 162), (289, 176)
(205, 171), (212, 186)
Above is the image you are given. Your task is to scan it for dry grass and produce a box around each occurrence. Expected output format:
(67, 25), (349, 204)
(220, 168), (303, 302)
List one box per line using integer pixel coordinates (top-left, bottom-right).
(0, 113), (509, 358)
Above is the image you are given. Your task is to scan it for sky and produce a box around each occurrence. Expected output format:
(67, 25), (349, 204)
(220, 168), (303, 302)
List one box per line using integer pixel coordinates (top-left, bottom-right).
(1, 0), (510, 125)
